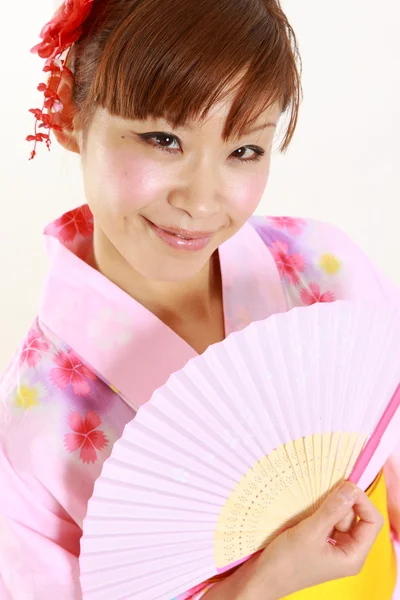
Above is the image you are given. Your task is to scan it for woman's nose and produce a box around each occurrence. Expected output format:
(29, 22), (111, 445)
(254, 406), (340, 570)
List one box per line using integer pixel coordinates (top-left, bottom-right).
(168, 165), (222, 220)
(169, 194), (220, 220)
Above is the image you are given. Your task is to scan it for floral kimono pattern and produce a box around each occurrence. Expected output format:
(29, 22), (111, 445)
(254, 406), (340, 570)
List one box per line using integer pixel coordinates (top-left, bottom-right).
(0, 205), (399, 600)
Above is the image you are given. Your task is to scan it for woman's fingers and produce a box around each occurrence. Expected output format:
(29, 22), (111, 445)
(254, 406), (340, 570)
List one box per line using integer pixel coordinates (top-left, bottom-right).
(331, 486), (384, 565)
(242, 480), (386, 599)
(345, 491), (384, 547)
(334, 508), (357, 533)
(311, 482), (359, 537)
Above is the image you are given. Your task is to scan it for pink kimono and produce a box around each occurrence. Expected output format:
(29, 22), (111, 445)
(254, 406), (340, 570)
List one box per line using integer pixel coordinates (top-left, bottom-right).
(0, 205), (399, 599)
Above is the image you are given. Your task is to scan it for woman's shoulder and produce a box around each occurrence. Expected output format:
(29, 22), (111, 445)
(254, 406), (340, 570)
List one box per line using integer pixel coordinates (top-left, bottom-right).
(250, 214), (366, 252)
(0, 318), (130, 525)
(249, 214), (400, 307)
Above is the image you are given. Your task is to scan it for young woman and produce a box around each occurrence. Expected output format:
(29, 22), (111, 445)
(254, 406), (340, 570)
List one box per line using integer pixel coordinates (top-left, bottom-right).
(1, 0), (399, 598)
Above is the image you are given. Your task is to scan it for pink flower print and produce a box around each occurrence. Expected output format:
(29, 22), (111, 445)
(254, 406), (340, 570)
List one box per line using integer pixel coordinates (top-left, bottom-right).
(300, 282), (336, 305)
(20, 327), (50, 368)
(51, 204), (94, 244)
(64, 411), (109, 464)
(267, 216), (306, 236)
(270, 240), (305, 286)
(50, 350), (97, 396)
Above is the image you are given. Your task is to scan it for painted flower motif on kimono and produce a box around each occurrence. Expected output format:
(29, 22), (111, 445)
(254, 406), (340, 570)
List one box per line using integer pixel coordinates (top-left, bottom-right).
(267, 216), (307, 236)
(71, 376), (121, 416)
(252, 217), (298, 255)
(299, 282), (336, 306)
(50, 349), (97, 397)
(87, 307), (133, 351)
(20, 325), (50, 368)
(64, 410), (109, 464)
(45, 204), (94, 245)
(269, 240), (305, 286)
(14, 380), (47, 410)
(319, 252), (342, 275)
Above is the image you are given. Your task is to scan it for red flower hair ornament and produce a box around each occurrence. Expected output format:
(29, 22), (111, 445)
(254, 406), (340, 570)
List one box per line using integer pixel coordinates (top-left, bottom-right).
(27, 0), (95, 160)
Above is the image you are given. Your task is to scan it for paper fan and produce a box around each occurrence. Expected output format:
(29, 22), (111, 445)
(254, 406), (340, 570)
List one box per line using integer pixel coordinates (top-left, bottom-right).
(80, 300), (400, 600)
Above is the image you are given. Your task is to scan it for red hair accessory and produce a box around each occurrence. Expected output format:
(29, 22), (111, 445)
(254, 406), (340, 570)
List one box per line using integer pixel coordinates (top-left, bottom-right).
(27, 0), (95, 160)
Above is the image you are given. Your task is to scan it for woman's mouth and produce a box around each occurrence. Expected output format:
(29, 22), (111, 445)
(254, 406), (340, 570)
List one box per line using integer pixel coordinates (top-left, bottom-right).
(144, 218), (214, 252)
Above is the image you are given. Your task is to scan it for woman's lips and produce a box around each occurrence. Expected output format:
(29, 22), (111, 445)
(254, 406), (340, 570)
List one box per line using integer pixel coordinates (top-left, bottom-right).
(146, 219), (214, 252)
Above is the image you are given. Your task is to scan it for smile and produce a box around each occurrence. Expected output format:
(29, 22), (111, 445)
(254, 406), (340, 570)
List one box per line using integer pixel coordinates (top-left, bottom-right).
(143, 218), (215, 253)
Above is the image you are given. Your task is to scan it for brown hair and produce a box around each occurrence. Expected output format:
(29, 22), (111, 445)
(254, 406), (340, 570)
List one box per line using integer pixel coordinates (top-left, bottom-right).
(67, 0), (302, 153)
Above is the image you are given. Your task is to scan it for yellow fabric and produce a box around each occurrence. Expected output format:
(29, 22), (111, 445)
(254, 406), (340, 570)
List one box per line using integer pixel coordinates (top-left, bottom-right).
(282, 470), (397, 600)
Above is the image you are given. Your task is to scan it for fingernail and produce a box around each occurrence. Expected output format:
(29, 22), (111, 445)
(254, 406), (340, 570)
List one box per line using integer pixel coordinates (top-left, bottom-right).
(338, 482), (358, 502)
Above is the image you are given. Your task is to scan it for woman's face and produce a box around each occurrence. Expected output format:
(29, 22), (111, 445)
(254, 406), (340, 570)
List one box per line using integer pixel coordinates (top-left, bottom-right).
(79, 98), (282, 282)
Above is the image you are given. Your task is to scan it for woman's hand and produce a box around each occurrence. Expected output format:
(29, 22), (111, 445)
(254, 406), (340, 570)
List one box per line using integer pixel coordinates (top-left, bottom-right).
(204, 481), (384, 600)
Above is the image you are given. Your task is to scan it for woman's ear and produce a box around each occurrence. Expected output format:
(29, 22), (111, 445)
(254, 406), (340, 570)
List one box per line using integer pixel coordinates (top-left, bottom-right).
(46, 68), (82, 154)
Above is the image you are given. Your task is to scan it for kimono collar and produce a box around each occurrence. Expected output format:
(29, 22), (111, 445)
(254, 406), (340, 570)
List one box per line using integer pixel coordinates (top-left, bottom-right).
(39, 205), (286, 412)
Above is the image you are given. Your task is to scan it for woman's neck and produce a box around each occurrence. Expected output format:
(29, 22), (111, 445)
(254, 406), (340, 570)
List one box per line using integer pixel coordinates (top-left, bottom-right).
(88, 227), (222, 325)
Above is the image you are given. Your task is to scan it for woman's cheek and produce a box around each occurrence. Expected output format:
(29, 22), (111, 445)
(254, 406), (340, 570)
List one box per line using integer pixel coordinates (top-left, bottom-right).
(228, 169), (270, 218)
(100, 149), (165, 213)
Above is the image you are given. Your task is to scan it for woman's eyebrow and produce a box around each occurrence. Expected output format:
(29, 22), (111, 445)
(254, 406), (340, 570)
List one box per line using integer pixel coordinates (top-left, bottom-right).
(243, 122), (277, 134)
(161, 120), (277, 133)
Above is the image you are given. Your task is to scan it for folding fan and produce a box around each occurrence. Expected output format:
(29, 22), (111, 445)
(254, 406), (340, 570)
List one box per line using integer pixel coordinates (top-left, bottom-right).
(80, 300), (400, 600)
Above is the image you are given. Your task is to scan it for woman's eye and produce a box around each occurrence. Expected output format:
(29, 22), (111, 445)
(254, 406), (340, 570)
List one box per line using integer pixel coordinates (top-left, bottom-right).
(142, 133), (180, 152)
(139, 132), (265, 163)
(230, 146), (266, 163)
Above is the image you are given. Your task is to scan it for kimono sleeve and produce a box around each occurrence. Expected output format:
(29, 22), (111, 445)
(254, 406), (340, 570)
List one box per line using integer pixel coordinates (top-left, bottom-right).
(0, 442), (82, 598)
(303, 218), (400, 540)
(301, 217), (400, 304)
(257, 216), (400, 540)
(365, 250), (400, 541)
(0, 353), (83, 598)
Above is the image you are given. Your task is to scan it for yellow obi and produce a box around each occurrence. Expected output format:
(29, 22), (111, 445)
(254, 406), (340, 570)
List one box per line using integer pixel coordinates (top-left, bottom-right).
(282, 470), (397, 600)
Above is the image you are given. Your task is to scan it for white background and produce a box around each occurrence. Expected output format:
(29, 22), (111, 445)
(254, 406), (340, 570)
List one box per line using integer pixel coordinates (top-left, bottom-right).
(0, 0), (399, 370)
